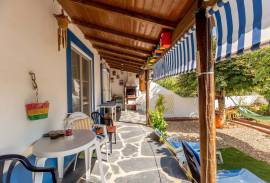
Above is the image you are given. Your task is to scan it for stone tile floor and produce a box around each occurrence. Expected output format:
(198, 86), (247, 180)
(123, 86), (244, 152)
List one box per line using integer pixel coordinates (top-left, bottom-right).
(63, 111), (189, 183)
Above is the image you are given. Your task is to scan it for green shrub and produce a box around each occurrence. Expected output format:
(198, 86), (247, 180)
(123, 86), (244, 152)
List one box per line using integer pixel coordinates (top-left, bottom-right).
(150, 110), (167, 134)
(155, 94), (165, 113)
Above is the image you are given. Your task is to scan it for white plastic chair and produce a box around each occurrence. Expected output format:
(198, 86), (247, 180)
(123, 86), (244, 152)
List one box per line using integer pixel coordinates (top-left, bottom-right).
(66, 112), (109, 172)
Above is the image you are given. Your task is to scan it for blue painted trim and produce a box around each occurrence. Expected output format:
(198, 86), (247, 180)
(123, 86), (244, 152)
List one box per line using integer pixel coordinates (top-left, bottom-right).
(66, 29), (95, 113)
(100, 64), (104, 104)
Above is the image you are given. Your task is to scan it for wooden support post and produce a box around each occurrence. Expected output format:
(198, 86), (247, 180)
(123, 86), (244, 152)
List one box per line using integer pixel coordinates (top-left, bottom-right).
(195, 3), (216, 183)
(145, 70), (150, 126)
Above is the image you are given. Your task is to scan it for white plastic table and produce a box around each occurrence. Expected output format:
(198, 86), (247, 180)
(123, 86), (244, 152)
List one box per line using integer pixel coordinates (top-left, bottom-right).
(32, 130), (105, 183)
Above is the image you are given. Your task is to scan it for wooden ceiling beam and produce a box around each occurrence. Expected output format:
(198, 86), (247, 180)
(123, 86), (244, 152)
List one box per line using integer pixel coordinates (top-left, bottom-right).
(68, 0), (176, 29)
(101, 54), (145, 64)
(98, 50), (146, 63)
(94, 45), (147, 59)
(105, 59), (143, 67)
(73, 19), (157, 45)
(86, 35), (152, 52)
(109, 64), (140, 73)
(110, 63), (139, 70)
(102, 56), (143, 66)
(171, 2), (196, 44)
(90, 40), (151, 56)
(110, 67), (140, 73)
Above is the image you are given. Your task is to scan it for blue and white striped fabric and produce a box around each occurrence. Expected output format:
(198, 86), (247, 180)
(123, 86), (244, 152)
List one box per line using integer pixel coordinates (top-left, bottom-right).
(153, 27), (197, 80)
(154, 0), (270, 80)
(209, 0), (270, 61)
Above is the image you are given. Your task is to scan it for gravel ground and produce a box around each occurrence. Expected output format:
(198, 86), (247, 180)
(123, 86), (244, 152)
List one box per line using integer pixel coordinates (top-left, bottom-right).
(167, 120), (270, 163)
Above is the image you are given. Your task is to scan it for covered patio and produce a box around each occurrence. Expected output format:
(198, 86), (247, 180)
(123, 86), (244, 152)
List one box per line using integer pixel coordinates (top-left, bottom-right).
(63, 111), (188, 183)
(1, 0), (270, 183)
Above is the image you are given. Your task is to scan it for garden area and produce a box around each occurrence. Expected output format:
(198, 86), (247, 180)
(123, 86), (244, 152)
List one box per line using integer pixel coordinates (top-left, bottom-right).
(149, 46), (270, 182)
(157, 46), (270, 127)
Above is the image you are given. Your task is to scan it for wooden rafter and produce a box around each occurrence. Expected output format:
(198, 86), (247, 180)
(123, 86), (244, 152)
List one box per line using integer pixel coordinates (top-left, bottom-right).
(90, 41), (151, 56)
(171, 2), (196, 44)
(68, 0), (176, 29)
(101, 54), (145, 64)
(73, 19), (157, 45)
(105, 59), (142, 68)
(109, 64), (140, 73)
(102, 57), (143, 66)
(98, 51), (146, 63)
(85, 35), (152, 52)
(94, 45), (147, 59)
(108, 62), (140, 71)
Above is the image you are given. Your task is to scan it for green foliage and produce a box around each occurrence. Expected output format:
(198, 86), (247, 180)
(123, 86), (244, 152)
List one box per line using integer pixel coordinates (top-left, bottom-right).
(215, 55), (256, 96)
(158, 50), (260, 98)
(157, 77), (178, 94)
(155, 94), (165, 113)
(218, 148), (270, 182)
(150, 110), (167, 134)
(251, 47), (270, 113)
(176, 73), (198, 97)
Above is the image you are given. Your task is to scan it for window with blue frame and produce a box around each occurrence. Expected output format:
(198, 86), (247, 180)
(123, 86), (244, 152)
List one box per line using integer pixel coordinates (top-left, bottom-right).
(66, 29), (95, 114)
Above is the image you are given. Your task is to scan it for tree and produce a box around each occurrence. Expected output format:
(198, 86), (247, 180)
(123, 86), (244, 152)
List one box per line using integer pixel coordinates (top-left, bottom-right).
(215, 56), (256, 124)
(252, 47), (270, 114)
(158, 53), (257, 126)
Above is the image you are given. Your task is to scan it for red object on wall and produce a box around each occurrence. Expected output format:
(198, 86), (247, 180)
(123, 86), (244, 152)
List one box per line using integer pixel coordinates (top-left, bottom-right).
(160, 32), (171, 48)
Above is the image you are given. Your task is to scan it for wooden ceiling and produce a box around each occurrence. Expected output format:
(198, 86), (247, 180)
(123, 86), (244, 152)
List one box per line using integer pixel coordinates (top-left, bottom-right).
(58, 0), (199, 73)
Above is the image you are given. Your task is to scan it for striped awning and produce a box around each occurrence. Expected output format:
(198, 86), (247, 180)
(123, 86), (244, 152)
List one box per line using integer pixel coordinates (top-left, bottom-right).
(153, 0), (270, 80)
(153, 27), (196, 80)
(210, 0), (270, 61)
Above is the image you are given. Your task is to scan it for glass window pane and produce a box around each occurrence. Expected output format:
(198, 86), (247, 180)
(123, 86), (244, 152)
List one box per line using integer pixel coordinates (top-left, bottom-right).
(71, 50), (81, 112)
(82, 58), (91, 114)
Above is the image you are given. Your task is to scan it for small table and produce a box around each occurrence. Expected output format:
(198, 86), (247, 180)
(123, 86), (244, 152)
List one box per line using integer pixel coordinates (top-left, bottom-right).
(98, 102), (117, 121)
(32, 130), (105, 183)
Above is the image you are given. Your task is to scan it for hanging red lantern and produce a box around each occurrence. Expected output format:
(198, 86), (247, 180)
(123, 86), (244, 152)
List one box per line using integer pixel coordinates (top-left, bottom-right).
(160, 31), (171, 49)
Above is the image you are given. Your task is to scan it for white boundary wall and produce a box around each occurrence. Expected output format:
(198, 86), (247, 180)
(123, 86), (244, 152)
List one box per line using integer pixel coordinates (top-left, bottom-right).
(136, 82), (199, 118)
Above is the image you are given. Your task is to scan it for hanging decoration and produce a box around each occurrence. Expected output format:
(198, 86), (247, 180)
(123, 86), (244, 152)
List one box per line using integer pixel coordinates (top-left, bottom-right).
(160, 31), (171, 49)
(146, 31), (172, 67)
(54, 10), (70, 51)
(25, 72), (49, 120)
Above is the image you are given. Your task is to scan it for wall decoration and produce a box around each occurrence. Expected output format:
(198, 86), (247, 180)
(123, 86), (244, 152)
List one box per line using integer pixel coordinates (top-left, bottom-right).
(25, 72), (49, 120)
(112, 70), (116, 76)
(54, 10), (70, 51)
(119, 80), (124, 86)
(116, 75), (120, 79)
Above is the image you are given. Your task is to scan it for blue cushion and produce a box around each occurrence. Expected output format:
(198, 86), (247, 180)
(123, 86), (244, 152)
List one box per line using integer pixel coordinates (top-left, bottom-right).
(217, 168), (266, 183)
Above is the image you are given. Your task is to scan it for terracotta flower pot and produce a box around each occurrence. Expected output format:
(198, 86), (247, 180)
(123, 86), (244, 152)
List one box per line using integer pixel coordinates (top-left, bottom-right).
(215, 115), (222, 128)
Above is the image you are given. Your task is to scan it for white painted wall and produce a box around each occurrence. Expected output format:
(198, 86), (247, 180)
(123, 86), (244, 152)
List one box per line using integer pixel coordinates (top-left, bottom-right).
(0, 0), (102, 154)
(136, 82), (198, 117)
(111, 69), (139, 98)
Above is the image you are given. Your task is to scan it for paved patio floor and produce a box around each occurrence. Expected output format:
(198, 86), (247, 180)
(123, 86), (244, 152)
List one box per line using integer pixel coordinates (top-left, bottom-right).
(63, 111), (189, 183)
